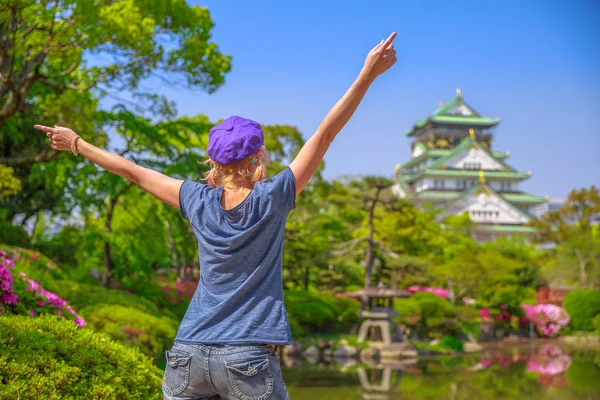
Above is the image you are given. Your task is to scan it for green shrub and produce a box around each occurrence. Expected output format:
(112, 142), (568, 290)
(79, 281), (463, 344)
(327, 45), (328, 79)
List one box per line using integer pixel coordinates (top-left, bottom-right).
(0, 224), (30, 247)
(566, 361), (600, 393)
(593, 314), (600, 335)
(563, 289), (600, 331)
(455, 306), (481, 323)
(394, 298), (422, 327)
(0, 314), (162, 399)
(58, 280), (177, 320)
(284, 290), (359, 336)
(410, 293), (458, 338)
(81, 305), (177, 363)
(330, 295), (360, 331)
(439, 335), (464, 352)
(413, 292), (456, 320)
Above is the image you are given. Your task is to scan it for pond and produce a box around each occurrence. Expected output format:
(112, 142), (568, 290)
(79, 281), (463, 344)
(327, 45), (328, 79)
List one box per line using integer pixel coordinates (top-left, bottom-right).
(281, 339), (599, 400)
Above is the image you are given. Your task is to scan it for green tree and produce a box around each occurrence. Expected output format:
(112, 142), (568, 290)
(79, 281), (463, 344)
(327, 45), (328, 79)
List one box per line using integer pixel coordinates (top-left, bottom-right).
(0, 0), (231, 225)
(531, 186), (600, 287)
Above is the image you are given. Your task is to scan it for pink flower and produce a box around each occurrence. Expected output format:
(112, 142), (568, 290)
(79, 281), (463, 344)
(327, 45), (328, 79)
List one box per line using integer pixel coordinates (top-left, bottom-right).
(74, 317), (86, 327)
(20, 272), (26, 278)
(0, 249), (6, 257)
(27, 279), (40, 294)
(1, 292), (18, 305)
(37, 299), (46, 307)
(29, 308), (36, 317)
(406, 286), (449, 299)
(480, 308), (492, 319)
(5, 259), (14, 269)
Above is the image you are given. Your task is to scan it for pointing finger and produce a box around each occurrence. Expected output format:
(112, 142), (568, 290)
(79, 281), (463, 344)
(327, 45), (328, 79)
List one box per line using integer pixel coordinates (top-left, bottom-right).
(380, 32), (397, 52)
(34, 125), (56, 134)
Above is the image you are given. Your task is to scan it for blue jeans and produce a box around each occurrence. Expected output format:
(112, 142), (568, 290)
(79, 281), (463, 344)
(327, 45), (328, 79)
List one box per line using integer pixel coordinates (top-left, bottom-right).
(162, 342), (291, 400)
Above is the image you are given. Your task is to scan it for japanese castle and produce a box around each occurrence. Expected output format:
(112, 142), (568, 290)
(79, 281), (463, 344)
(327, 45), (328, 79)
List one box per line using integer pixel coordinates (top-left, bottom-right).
(394, 89), (546, 241)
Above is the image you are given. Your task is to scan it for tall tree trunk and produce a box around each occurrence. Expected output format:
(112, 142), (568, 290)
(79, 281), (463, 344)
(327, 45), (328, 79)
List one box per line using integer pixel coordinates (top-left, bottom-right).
(102, 197), (117, 287)
(101, 183), (132, 287)
(364, 188), (382, 290)
(303, 264), (309, 291)
(575, 250), (589, 287)
(361, 187), (383, 312)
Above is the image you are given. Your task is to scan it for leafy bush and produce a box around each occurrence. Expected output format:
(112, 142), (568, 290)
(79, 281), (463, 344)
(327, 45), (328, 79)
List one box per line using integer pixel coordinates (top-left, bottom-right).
(413, 292), (456, 318)
(152, 276), (197, 319)
(58, 280), (177, 320)
(0, 224), (29, 247)
(410, 292), (458, 338)
(394, 298), (422, 327)
(563, 289), (600, 331)
(0, 314), (162, 399)
(594, 313), (600, 335)
(81, 305), (176, 363)
(439, 335), (464, 352)
(455, 306), (480, 323)
(284, 290), (359, 336)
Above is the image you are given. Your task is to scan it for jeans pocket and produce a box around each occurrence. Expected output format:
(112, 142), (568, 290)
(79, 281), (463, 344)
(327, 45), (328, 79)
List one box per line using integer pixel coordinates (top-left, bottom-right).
(225, 355), (274, 400)
(163, 348), (192, 396)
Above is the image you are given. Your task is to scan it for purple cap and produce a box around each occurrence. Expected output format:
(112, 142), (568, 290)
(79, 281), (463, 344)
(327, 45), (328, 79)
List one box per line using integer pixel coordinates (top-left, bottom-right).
(207, 116), (264, 165)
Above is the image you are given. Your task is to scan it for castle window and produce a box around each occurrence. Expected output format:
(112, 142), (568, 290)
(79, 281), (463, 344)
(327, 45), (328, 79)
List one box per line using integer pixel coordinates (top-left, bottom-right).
(464, 162), (482, 170)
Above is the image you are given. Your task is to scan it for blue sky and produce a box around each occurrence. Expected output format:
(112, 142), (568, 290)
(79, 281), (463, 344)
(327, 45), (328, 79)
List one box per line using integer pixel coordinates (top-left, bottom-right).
(159, 0), (599, 200)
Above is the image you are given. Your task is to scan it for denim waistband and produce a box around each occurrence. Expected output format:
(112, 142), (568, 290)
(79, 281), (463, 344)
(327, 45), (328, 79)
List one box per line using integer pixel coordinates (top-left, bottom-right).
(174, 341), (278, 355)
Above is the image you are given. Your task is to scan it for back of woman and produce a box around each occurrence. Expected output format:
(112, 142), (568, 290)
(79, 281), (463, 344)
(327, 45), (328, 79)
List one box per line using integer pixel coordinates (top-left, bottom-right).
(35, 31), (397, 400)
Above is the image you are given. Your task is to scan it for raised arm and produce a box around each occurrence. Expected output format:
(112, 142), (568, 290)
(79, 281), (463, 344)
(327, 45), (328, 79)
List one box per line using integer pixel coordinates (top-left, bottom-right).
(33, 125), (183, 208)
(289, 32), (398, 196)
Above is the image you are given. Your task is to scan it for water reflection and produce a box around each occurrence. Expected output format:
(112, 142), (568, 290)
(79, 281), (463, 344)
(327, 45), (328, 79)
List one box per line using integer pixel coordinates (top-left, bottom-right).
(281, 340), (600, 400)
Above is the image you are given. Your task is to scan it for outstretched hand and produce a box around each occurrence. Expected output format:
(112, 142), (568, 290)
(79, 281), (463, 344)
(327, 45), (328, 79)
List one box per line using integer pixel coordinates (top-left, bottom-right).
(34, 125), (79, 152)
(362, 32), (397, 79)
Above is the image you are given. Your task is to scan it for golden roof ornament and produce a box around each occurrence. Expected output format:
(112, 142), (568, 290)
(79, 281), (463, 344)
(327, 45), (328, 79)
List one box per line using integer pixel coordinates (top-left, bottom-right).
(456, 87), (462, 98)
(469, 128), (475, 139)
(479, 171), (486, 184)
(439, 100), (444, 107)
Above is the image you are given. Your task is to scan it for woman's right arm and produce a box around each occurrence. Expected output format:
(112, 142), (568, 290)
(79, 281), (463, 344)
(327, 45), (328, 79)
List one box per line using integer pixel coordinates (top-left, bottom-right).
(34, 125), (183, 208)
(289, 32), (397, 196)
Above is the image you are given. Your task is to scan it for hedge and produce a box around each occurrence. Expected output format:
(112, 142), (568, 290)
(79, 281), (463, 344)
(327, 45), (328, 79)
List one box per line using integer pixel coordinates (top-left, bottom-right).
(81, 304), (177, 363)
(563, 289), (600, 331)
(0, 315), (163, 399)
(284, 290), (359, 337)
(58, 280), (177, 321)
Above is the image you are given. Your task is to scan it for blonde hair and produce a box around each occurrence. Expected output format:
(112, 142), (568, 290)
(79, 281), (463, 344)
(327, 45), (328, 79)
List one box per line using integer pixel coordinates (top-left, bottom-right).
(202, 146), (271, 189)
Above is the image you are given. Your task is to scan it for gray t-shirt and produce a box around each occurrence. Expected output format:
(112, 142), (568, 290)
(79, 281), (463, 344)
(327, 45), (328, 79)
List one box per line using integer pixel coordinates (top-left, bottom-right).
(175, 167), (296, 345)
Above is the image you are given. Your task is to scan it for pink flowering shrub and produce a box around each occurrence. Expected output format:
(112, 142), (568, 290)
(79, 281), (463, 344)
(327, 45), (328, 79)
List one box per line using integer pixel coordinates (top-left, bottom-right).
(479, 307), (492, 320)
(522, 304), (570, 337)
(0, 249), (84, 327)
(154, 277), (198, 317)
(156, 277), (197, 304)
(407, 286), (449, 299)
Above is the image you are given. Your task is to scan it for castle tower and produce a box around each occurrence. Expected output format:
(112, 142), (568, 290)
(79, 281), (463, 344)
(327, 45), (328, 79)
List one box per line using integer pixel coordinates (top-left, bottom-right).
(394, 89), (546, 241)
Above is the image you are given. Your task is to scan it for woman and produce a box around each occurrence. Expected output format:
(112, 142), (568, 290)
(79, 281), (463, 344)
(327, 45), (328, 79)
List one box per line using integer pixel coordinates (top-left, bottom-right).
(35, 32), (397, 400)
